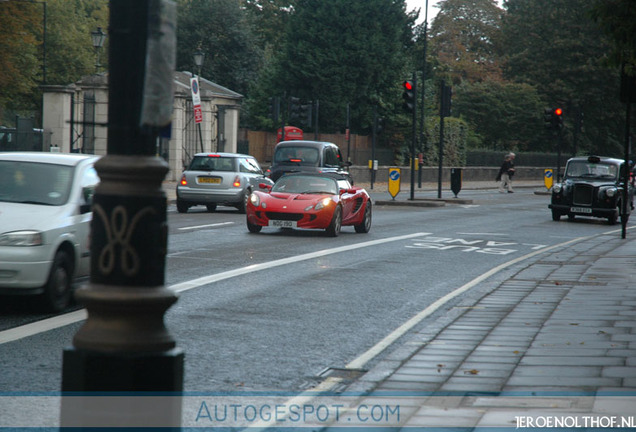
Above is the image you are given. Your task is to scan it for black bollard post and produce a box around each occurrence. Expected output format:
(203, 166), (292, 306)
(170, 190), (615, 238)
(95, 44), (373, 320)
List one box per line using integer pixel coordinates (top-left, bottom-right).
(450, 168), (462, 198)
(61, 0), (182, 428)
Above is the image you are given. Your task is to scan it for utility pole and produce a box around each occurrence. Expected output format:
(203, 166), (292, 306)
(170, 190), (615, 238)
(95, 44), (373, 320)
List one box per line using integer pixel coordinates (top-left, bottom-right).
(61, 0), (183, 427)
(409, 73), (417, 201)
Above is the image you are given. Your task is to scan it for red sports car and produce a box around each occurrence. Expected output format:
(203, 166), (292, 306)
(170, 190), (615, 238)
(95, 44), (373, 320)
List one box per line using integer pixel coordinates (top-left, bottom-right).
(246, 173), (372, 236)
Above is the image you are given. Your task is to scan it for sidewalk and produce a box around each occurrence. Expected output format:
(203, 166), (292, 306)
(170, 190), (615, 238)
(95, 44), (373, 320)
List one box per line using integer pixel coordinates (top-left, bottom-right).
(162, 180), (549, 205)
(340, 230), (636, 429)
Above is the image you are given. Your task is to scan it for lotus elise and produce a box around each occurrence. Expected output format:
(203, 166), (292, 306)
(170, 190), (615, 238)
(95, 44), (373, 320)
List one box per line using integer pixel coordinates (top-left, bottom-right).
(246, 173), (372, 236)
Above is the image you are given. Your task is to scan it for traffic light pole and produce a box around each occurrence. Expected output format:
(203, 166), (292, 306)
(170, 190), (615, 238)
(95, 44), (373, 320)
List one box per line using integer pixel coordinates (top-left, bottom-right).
(410, 73), (417, 201)
(621, 99), (631, 239)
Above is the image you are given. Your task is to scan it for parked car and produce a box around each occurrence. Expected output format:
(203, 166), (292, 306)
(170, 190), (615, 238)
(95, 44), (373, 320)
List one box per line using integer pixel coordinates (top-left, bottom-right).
(549, 155), (634, 225)
(176, 152), (273, 213)
(266, 140), (353, 183)
(0, 152), (100, 311)
(246, 172), (372, 236)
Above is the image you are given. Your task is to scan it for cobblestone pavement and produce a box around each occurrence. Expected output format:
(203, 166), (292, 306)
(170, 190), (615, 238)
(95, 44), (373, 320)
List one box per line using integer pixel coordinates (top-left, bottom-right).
(338, 230), (636, 429)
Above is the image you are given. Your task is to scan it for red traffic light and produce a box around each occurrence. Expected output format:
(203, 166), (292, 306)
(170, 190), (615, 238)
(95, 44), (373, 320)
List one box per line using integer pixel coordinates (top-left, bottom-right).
(403, 81), (413, 91)
(554, 108), (563, 116)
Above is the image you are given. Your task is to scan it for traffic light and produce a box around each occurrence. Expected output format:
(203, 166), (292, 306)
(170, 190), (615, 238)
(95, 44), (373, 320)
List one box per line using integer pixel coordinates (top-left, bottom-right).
(289, 97), (301, 119)
(299, 103), (312, 127)
(544, 107), (564, 130)
(544, 108), (554, 129)
(268, 97), (279, 123)
(402, 80), (415, 112)
(553, 107), (563, 130)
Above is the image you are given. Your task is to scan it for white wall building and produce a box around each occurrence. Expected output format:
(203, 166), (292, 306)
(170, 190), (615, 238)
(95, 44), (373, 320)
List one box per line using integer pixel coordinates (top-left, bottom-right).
(42, 71), (243, 181)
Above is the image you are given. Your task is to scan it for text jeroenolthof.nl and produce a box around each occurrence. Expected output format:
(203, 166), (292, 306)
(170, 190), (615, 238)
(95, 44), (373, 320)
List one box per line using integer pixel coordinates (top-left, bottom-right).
(516, 415), (636, 429)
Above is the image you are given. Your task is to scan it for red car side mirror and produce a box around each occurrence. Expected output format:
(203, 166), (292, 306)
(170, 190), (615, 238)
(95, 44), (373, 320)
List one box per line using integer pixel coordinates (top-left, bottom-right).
(259, 183), (272, 191)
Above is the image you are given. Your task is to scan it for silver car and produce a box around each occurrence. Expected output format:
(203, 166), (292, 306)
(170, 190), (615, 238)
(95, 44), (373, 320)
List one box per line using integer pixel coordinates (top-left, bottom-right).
(0, 152), (100, 311)
(176, 152), (273, 213)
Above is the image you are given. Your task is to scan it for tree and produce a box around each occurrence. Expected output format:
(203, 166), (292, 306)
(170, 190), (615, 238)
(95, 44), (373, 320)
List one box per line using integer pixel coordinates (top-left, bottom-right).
(46, 0), (109, 85)
(453, 80), (544, 151)
(0, 0), (108, 125)
(242, 0), (296, 56)
(590, 0), (636, 74)
(429, 0), (504, 84)
(177, 0), (262, 96)
(258, 0), (416, 133)
(502, 0), (623, 156)
(0, 1), (41, 119)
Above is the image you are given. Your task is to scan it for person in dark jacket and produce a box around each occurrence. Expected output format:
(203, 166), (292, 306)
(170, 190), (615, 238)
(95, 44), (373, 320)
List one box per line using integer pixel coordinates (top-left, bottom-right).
(497, 152), (516, 193)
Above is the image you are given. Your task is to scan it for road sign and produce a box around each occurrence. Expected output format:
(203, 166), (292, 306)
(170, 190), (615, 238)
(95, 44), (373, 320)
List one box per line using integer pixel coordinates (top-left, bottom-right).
(194, 105), (203, 123)
(389, 167), (401, 199)
(191, 77), (203, 124)
(544, 169), (554, 190)
(190, 77), (201, 105)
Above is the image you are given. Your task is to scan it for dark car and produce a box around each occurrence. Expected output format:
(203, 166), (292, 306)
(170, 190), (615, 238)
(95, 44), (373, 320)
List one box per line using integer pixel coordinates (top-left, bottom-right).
(266, 140), (353, 183)
(176, 152), (273, 213)
(549, 155), (634, 225)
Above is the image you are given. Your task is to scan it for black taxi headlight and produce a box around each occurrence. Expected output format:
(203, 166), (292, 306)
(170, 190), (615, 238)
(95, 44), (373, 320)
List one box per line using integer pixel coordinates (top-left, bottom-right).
(605, 187), (617, 198)
(553, 183), (562, 194)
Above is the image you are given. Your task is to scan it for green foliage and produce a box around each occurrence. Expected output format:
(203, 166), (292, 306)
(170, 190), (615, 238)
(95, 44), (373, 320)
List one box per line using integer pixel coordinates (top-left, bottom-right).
(177, 0), (262, 96)
(453, 80), (544, 151)
(0, 2), (41, 117)
(424, 116), (468, 167)
(501, 0), (623, 156)
(0, 0), (108, 124)
(429, 0), (504, 84)
(590, 0), (636, 73)
(46, 0), (109, 85)
(247, 0), (416, 134)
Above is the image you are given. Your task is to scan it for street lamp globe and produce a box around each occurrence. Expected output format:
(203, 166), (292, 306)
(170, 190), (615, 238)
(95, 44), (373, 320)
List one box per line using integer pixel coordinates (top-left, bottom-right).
(193, 49), (205, 70)
(91, 27), (106, 50)
(91, 27), (106, 73)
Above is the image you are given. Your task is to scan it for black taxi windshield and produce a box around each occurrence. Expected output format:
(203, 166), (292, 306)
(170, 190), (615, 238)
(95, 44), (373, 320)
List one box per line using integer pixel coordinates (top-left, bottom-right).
(564, 161), (619, 181)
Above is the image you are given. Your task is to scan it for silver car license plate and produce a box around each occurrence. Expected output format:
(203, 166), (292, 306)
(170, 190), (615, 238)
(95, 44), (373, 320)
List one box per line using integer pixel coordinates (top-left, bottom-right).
(570, 207), (592, 214)
(269, 220), (297, 228)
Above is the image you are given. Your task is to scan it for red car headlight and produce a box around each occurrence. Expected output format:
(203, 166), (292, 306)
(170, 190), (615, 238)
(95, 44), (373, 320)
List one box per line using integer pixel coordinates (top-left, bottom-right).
(249, 193), (260, 207)
(311, 198), (332, 211)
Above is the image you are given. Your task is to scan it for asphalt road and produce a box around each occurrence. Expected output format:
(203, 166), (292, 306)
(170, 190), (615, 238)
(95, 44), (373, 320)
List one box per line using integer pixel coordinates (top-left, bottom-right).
(0, 187), (623, 393)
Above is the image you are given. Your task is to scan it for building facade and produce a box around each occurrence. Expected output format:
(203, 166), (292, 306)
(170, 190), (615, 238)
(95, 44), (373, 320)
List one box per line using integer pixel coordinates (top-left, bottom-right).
(42, 71), (243, 181)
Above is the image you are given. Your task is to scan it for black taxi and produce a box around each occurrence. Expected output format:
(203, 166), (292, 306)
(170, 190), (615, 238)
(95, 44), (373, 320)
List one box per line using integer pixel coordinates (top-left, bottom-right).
(549, 156), (634, 225)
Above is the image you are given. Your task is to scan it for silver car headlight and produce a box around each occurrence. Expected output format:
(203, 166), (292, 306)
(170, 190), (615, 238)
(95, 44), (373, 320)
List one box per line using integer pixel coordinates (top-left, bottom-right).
(553, 183), (562, 193)
(0, 230), (43, 247)
(605, 187), (617, 198)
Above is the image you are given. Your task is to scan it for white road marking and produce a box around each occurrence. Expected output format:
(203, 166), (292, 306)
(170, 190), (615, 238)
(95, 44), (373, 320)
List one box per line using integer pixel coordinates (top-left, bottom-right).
(344, 228), (633, 370)
(0, 232), (430, 345)
(178, 222), (234, 231)
(169, 232), (431, 292)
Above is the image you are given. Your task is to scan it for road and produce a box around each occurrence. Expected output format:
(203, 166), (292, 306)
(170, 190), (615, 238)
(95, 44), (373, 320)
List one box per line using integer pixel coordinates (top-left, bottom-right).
(0, 187), (622, 392)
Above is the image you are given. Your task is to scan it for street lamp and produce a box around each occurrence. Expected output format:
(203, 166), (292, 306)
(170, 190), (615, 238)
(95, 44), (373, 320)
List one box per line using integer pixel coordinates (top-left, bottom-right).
(91, 26), (106, 73)
(193, 49), (204, 76)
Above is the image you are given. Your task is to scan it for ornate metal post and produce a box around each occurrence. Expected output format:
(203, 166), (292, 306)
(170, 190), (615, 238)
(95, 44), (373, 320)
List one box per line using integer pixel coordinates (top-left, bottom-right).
(61, 0), (182, 427)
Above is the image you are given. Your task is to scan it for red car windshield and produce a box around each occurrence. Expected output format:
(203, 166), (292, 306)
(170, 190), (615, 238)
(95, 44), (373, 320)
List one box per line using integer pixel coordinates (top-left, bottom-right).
(272, 176), (338, 195)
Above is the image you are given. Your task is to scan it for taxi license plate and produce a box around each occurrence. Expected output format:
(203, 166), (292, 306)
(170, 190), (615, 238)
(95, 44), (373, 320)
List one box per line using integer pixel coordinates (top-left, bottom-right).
(571, 207), (592, 214)
(198, 177), (221, 184)
(269, 220), (297, 228)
